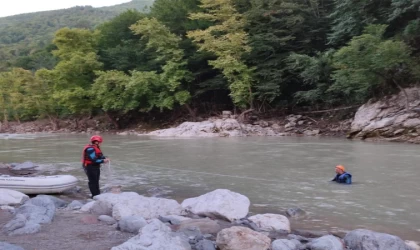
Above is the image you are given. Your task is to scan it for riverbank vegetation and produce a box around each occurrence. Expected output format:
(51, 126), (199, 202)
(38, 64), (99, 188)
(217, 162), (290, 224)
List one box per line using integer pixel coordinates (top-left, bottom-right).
(0, 0), (419, 129)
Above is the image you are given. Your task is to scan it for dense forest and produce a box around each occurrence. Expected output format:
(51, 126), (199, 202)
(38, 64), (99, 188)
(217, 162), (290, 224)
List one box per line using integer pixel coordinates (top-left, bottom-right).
(0, 0), (419, 129)
(0, 0), (154, 71)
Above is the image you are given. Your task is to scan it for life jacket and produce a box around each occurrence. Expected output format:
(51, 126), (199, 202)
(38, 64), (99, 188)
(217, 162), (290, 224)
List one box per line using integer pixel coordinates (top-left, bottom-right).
(81, 144), (103, 167)
(336, 172), (352, 184)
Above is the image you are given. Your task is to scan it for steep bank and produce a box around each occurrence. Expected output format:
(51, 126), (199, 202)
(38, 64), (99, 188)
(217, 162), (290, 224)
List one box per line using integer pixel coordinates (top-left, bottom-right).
(348, 87), (420, 143)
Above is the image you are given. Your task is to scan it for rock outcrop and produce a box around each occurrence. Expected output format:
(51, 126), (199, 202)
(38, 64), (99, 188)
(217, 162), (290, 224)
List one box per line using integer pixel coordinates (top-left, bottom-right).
(349, 87), (420, 141)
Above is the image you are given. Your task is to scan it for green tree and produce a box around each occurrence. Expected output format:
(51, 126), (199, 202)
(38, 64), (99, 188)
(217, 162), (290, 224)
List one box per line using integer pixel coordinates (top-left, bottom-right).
(331, 25), (419, 105)
(287, 50), (336, 106)
(0, 68), (38, 125)
(328, 0), (391, 45)
(130, 17), (192, 110)
(31, 69), (63, 130)
(187, 0), (254, 108)
(48, 28), (103, 118)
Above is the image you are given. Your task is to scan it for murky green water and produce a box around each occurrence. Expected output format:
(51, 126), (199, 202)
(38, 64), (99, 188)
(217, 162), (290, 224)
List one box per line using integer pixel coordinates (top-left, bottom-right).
(1, 133), (419, 240)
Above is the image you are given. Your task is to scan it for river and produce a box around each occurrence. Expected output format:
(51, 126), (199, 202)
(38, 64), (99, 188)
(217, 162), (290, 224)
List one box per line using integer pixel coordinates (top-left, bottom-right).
(0, 133), (419, 240)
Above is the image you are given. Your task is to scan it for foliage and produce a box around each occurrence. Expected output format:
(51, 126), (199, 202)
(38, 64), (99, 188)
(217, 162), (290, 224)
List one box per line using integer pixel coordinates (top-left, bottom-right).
(0, 1), (154, 71)
(287, 50), (336, 105)
(187, 0), (254, 108)
(1, 0), (420, 126)
(331, 25), (418, 103)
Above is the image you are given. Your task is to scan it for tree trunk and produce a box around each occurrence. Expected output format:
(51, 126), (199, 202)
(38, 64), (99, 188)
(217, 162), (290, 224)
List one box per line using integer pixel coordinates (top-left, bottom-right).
(392, 79), (410, 110)
(184, 104), (197, 121)
(105, 111), (120, 129)
(74, 118), (79, 130)
(3, 111), (8, 128)
(48, 115), (60, 131)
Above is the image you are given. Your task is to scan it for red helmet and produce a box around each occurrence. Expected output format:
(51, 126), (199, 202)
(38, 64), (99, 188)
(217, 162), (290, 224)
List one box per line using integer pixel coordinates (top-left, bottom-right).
(90, 135), (103, 143)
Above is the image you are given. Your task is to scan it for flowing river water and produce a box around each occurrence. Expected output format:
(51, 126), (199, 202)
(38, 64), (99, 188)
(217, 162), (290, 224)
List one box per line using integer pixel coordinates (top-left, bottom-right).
(0, 134), (419, 240)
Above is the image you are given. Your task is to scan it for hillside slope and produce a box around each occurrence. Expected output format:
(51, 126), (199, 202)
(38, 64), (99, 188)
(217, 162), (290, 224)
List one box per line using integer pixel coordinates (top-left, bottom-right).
(0, 0), (154, 70)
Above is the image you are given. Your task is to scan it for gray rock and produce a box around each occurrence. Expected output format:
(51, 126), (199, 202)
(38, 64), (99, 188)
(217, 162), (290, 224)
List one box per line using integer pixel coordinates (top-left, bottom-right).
(307, 235), (344, 250)
(90, 200), (113, 216)
(196, 239), (216, 250)
(272, 239), (300, 250)
(11, 161), (37, 170)
(67, 200), (84, 210)
(3, 196), (55, 236)
(179, 218), (221, 235)
(344, 229), (412, 250)
(286, 207), (307, 219)
(159, 215), (191, 225)
(112, 219), (191, 250)
(287, 234), (311, 243)
(37, 195), (68, 208)
(0, 189), (29, 206)
(98, 215), (117, 225)
(118, 215), (147, 233)
(3, 214), (27, 233)
(177, 226), (203, 240)
(8, 222), (41, 236)
(0, 242), (25, 250)
(22, 196), (55, 224)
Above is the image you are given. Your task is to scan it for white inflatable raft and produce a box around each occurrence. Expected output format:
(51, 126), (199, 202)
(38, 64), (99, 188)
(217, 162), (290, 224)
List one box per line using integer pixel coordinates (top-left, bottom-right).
(0, 175), (78, 194)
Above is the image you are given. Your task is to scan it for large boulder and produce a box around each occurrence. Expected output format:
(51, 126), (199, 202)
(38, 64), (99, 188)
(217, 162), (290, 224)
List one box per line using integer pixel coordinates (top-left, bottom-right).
(0, 189), (29, 206)
(21, 196), (55, 224)
(37, 195), (68, 208)
(181, 189), (250, 222)
(111, 219), (191, 250)
(248, 214), (290, 233)
(11, 161), (37, 170)
(0, 241), (25, 250)
(307, 235), (344, 250)
(216, 226), (271, 250)
(80, 201), (96, 212)
(272, 239), (301, 250)
(118, 216), (147, 233)
(405, 241), (420, 250)
(112, 196), (182, 220)
(93, 192), (182, 220)
(2, 196), (55, 236)
(349, 87), (420, 139)
(91, 200), (113, 216)
(98, 215), (117, 225)
(344, 229), (412, 250)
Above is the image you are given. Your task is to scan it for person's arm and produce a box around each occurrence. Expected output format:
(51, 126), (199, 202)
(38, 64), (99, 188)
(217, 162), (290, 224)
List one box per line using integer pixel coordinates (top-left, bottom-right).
(86, 147), (105, 164)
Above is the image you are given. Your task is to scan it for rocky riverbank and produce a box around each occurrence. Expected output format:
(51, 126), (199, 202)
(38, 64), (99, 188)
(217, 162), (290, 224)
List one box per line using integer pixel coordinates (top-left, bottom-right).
(348, 87), (420, 143)
(0, 112), (352, 138)
(0, 187), (419, 250)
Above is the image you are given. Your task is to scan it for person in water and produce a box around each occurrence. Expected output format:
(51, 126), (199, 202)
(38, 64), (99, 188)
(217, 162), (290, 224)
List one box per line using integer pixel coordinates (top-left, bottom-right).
(332, 165), (352, 184)
(81, 135), (109, 198)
